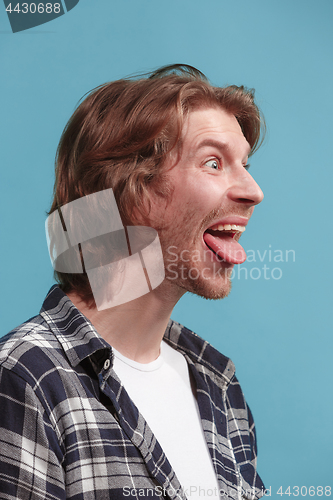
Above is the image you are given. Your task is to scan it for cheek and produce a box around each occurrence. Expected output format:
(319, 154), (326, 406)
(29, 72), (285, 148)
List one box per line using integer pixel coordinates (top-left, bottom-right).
(183, 176), (227, 212)
(156, 173), (227, 227)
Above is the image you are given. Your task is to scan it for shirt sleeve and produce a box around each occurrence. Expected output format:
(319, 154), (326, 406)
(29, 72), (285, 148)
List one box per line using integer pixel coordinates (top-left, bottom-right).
(0, 365), (66, 499)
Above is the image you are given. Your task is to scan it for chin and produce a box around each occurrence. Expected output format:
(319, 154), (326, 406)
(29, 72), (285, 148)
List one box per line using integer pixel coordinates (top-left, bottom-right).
(166, 268), (233, 300)
(186, 277), (232, 301)
(164, 251), (235, 300)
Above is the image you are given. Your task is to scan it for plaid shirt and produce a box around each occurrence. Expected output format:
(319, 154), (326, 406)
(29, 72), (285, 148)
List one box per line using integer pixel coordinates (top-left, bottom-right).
(0, 285), (264, 499)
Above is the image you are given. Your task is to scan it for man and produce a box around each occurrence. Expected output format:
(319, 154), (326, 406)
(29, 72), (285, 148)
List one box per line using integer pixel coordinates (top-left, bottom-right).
(0, 65), (265, 499)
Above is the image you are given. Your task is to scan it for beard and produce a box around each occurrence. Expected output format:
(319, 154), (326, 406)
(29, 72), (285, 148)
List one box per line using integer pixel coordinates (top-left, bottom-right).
(163, 242), (234, 300)
(156, 207), (235, 301)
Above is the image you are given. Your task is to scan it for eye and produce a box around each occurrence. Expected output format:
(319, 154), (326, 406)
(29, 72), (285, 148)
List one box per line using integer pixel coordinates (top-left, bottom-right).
(244, 163), (250, 171)
(204, 158), (220, 170)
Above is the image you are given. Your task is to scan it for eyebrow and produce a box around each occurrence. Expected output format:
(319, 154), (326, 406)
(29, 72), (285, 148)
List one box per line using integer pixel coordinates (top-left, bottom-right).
(193, 138), (251, 158)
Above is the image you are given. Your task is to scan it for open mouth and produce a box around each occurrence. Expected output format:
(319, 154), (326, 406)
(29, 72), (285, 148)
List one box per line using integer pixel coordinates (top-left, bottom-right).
(203, 223), (247, 265)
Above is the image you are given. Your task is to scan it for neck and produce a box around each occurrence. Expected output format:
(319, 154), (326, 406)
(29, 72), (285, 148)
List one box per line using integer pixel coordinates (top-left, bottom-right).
(67, 280), (185, 363)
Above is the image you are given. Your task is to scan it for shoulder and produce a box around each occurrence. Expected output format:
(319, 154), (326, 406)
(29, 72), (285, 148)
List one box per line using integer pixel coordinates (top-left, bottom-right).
(0, 314), (68, 390)
(1, 314), (54, 364)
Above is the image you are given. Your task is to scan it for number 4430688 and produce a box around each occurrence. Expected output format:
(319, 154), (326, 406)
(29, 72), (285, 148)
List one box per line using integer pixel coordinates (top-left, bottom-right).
(277, 486), (331, 496)
(5, 3), (60, 13)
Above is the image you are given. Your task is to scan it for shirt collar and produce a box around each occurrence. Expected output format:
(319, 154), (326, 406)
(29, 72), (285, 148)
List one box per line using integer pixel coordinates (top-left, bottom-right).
(40, 285), (235, 385)
(40, 285), (110, 370)
(164, 320), (235, 386)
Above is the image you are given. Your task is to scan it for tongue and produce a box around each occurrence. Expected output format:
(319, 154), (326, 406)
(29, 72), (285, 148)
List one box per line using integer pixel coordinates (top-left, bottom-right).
(203, 232), (246, 264)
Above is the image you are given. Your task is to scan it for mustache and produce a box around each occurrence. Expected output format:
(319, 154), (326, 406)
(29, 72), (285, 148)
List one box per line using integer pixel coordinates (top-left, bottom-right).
(199, 207), (252, 232)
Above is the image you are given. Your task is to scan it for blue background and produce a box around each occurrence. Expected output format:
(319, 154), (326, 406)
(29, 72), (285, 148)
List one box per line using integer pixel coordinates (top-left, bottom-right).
(1, 0), (332, 497)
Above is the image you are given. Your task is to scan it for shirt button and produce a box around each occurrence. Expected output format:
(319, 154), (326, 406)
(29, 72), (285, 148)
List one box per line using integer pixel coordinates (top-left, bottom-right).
(104, 359), (110, 370)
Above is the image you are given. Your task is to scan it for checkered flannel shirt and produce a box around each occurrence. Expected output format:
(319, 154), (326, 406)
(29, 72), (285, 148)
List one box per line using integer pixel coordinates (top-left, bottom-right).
(0, 285), (264, 499)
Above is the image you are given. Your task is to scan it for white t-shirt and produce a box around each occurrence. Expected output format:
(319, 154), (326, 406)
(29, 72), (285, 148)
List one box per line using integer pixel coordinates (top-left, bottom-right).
(112, 340), (220, 499)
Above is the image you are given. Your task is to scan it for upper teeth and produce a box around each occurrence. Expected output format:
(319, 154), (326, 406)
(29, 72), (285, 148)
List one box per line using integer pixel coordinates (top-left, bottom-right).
(209, 224), (246, 232)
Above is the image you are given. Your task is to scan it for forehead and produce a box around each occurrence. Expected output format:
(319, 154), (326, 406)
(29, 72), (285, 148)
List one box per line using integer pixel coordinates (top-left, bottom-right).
(181, 106), (250, 157)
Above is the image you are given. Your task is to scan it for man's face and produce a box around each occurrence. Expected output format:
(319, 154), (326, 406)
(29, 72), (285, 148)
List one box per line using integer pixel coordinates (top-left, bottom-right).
(151, 106), (264, 300)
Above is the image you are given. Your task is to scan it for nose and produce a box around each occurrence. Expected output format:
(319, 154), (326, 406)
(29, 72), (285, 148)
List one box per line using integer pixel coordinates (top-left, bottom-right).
(227, 168), (264, 207)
